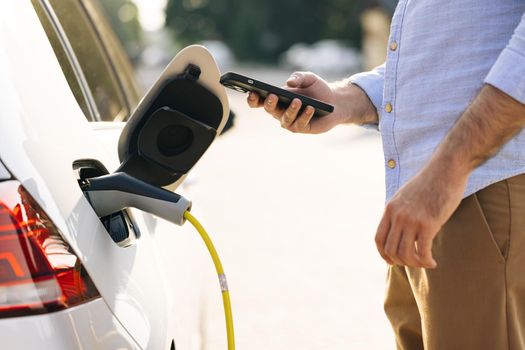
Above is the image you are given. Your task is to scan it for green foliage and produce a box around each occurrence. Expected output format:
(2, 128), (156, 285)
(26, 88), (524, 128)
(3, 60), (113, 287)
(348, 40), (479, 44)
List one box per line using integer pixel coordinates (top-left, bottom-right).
(165, 0), (362, 62)
(99, 0), (143, 61)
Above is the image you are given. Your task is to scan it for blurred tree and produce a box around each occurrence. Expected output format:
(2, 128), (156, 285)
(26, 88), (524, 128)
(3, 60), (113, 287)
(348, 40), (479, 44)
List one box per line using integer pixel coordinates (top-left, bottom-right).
(165, 0), (363, 62)
(361, 0), (393, 70)
(99, 0), (144, 62)
(376, 0), (397, 14)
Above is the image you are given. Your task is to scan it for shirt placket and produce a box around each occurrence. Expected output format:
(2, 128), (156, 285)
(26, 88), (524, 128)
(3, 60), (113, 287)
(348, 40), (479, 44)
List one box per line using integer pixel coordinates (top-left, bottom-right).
(381, 0), (408, 200)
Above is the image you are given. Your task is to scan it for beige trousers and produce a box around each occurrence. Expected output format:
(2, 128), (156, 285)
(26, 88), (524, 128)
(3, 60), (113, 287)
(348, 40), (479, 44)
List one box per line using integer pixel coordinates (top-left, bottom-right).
(385, 174), (525, 350)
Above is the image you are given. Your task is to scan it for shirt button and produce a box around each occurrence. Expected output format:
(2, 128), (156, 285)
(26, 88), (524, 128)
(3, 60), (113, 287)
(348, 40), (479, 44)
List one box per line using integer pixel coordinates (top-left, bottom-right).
(387, 159), (396, 169)
(389, 41), (398, 51)
(385, 103), (393, 113)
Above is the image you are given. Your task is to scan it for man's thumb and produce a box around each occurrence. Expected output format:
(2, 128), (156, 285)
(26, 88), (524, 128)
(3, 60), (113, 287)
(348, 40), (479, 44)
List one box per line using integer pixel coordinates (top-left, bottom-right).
(286, 72), (317, 88)
(286, 73), (303, 87)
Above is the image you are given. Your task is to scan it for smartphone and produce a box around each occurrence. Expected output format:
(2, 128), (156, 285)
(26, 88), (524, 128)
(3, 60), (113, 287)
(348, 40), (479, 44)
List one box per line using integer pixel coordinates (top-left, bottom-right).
(220, 72), (334, 117)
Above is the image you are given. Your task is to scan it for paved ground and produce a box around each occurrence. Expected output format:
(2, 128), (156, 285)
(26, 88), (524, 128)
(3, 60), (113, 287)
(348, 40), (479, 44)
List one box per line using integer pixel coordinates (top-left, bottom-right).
(168, 68), (396, 350)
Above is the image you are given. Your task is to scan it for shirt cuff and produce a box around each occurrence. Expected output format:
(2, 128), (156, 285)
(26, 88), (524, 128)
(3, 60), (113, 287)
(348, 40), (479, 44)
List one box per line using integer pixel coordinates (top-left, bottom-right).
(349, 70), (384, 114)
(349, 70), (384, 130)
(484, 47), (525, 104)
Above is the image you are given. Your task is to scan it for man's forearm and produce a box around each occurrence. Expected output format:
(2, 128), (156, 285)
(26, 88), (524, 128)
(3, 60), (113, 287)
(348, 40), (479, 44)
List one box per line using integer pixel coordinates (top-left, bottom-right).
(330, 80), (379, 125)
(427, 84), (525, 179)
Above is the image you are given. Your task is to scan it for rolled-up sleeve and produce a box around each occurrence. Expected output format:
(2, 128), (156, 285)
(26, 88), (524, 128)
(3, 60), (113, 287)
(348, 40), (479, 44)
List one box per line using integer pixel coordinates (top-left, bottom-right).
(485, 12), (525, 104)
(349, 63), (385, 114)
(349, 63), (385, 130)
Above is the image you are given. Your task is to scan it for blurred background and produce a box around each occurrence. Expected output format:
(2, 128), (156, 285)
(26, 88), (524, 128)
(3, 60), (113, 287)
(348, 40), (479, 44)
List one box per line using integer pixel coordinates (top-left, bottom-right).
(97, 0), (395, 84)
(96, 1), (396, 349)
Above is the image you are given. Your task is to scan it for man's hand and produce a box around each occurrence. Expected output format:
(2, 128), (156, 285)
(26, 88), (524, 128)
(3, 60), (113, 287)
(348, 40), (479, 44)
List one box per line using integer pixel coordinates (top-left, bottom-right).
(247, 71), (378, 134)
(375, 165), (468, 268)
(375, 85), (525, 269)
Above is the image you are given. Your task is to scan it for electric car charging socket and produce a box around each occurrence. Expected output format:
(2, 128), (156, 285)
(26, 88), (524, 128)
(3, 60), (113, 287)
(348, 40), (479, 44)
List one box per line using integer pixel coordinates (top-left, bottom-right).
(82, 45), (230, 245)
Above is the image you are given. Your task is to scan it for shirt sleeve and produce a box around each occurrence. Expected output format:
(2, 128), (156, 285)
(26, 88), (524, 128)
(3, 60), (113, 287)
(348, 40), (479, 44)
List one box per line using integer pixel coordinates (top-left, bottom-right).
(485, 12), (525, 104)
(348, 63), (385, 130)
(349, 63), (385, 112)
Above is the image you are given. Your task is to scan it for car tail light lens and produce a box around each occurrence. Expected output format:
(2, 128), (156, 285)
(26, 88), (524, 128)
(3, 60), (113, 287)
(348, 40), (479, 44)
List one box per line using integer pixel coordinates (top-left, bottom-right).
(0, 180), (100, 318)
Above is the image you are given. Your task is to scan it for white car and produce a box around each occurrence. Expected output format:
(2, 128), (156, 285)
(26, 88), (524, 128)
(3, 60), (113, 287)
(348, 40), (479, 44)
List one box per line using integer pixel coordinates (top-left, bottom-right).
(0, 1), (228, 349)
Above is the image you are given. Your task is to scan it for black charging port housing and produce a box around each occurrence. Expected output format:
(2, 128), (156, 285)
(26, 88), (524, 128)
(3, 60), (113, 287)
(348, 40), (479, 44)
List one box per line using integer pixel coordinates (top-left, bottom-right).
(74, 159), (140, 247)
(117, 64), (224, 188)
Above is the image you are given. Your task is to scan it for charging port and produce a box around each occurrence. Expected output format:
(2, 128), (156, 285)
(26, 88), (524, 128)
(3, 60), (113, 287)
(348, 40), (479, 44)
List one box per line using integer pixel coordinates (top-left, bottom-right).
(73, 159), (140, 247)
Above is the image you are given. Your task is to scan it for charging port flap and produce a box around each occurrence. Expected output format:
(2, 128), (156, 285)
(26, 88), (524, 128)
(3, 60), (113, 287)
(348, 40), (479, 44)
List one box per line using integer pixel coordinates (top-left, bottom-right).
(117, 45), (229, 189)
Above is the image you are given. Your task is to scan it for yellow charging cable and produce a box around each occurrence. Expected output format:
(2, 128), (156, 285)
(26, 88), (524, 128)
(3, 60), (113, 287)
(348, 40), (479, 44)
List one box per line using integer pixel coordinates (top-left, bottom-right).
(183, 211), (235, 350)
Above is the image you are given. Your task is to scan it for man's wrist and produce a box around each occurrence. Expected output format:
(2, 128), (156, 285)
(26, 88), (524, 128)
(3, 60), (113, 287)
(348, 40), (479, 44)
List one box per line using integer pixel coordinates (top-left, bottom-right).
(331, 81), (379, 125)
(424, 152), (470, 188)
(350, 83), (379, 125)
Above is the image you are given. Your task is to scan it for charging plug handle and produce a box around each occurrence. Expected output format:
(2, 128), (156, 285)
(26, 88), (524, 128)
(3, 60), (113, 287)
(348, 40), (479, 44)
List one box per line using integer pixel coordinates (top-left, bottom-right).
(83, 172), (191, 226)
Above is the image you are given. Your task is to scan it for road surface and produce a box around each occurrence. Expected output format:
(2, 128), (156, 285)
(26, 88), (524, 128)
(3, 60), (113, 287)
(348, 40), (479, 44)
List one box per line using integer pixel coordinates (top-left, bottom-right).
(168, 68), (395, 350)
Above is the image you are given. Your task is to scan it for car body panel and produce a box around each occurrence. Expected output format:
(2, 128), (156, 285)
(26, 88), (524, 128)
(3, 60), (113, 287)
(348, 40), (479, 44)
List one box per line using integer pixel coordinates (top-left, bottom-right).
(0, 160), (10, 180)
(0, 299), (140, 349)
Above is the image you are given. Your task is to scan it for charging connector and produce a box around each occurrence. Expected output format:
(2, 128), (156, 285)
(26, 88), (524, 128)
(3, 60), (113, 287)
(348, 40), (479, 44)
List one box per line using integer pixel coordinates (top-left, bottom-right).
(82, 172), (191, 226)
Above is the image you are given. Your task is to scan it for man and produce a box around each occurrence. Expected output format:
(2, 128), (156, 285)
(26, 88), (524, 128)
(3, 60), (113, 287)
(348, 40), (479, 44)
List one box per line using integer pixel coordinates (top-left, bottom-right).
(247, 1), (525, 349)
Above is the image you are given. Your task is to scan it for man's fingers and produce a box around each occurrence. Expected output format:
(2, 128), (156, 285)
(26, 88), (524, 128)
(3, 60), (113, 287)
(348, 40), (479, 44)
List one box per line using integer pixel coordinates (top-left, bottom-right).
(384, 221), (404, 265)
(286, 72), (319, 89)
(416, 232), (437, 268)
(397, 228), (419, 267)
(263, 94), (282, 117)
(290, 106), (315, 133)
(375, 213), (394, 265)
(247, 92), (262, 108)
(280, 98), (302, 129)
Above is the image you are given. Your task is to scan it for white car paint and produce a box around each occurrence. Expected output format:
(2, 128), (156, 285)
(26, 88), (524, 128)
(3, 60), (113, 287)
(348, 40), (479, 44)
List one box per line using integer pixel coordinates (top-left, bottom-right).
(0, 299), (140, 349)
(0, 2), (227, 349)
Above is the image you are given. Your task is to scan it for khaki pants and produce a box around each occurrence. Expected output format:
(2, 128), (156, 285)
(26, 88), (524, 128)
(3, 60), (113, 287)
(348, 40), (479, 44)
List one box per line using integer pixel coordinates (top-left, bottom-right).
(385, 174), (525, 350)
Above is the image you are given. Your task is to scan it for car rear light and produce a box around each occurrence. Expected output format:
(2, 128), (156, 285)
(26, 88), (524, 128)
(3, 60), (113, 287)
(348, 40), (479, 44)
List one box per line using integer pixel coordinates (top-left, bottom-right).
(0, 180), (100, 318)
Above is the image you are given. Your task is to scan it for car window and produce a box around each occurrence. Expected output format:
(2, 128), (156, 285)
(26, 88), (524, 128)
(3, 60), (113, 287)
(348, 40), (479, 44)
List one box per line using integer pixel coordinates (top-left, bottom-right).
(83, 0), (142, 114)
(33, 0), (129, 121)
(31, 0), (92, 119)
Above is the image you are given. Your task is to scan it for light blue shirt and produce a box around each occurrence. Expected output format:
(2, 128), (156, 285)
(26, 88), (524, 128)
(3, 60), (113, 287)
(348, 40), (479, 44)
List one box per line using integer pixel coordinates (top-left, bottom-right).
(350, 1), (525, 200)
